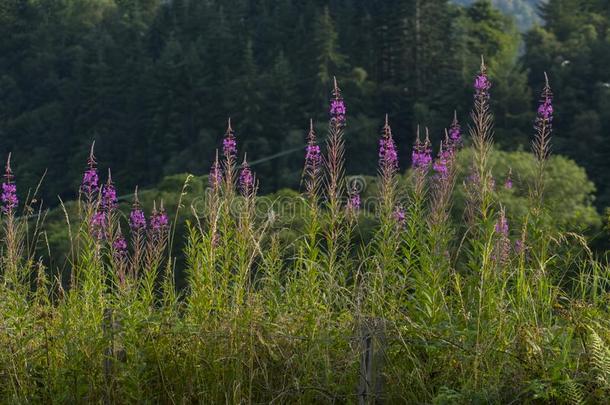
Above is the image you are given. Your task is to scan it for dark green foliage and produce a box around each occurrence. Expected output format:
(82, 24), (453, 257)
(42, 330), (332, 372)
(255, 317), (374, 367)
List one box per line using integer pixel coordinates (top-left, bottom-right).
(0, 0), (532, 205)
(523, 0), (610, 208)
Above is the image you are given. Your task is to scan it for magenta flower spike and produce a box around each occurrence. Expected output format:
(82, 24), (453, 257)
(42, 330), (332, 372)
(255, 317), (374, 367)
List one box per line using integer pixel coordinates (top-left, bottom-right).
(379, 114), (399, 173)
(347, 192), (360, 212)
(448, 111), (462, 150)
(209, 149), (223, 190)
(393, 206), (406, 225)
(81, 142), (99, 199)
(495, 210), (509, 236)
(113, 235), (128, 258)
(239, 155), (255, 196)
(411, 127), (432, 170)
(129, 187), (146, 233)
(534, 73), (553, 162)
(433, 140), (450, 179)
(330, 77), (346, 126)
(102, 170), (118, 211)
(150, 202), (169, 233)
(305, 119), (322, 172)
(474, 57), (491, 100)
(91, 210), (107, 240)
(1, 154), (18, 215)
(222, 118), (237, 160)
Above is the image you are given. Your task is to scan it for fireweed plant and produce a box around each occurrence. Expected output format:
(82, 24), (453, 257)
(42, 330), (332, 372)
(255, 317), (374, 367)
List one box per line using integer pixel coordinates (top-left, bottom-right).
(1, 63), (610, 404)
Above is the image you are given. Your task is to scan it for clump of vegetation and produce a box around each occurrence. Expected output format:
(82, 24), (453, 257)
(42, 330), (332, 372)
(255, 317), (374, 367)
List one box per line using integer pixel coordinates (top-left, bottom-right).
(0, 62), (608, 404)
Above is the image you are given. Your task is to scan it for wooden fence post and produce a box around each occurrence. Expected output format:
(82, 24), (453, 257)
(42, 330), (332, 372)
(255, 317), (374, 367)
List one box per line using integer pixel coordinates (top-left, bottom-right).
(103, 308), (113, 405)
(358, 318), (386, 404)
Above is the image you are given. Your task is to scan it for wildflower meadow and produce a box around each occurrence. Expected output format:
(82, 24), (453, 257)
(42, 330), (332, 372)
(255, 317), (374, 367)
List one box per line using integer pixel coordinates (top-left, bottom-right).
(0, 59), (609, 404)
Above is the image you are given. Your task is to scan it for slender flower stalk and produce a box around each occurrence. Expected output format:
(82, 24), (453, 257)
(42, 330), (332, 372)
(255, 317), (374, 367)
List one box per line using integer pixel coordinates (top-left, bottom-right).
(430, 127), (461, 224)
(142, 201), (169, 305)
(532, 73), (553, 207)
(325, 77), (347, 213)
(304, 119), (322, 201)
(222, 118), (238, 194)
(432, 137), (451, 180)
(129, 187), (146, 277)
(393, 206), (406, 227)
(448, 111), (462, 147)
(102, 170), (118, 212)
(238, 154), (258, 226)
(207, 150), (222, 254)
(209, 149), (223, 191)
(2, 154), (18, 215)
(329, 77), (346, 127)
(411, 126), (432, 197)
(150, 202), (169, 236)
(239, 155), (255, 198)
(494, 207), (511, 265)
(2, 154), (20, 280)
(90, 210), (106, 240)
(411, 126), (432, 171)
(378, 115), (399, 216)
(146, 201), (169, 268)
(112, 230), (128, 287)
(379, 115), (399, 174)
(346, 186), (360, 214)
(468, 57), (495, 221)
(323, 77), (349, 285)
(81, 143), (99, 202)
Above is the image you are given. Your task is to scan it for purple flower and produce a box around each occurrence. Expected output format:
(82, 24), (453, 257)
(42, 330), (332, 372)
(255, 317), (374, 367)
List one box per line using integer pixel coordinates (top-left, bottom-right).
(222, 119), (237, 160)
(474, 57), (491, 100)
(495, 212), (509, 236)
(448, 112), (462, 147)
(209, 151), (223, 190)
(81, 144), (99, 198)
(113, 235), (128, 258)
(411, 131), (432, 170)
(129, 189), (146, 233)
(379, 117), (398, 172)
(537, 98), (553, 121)
(393, 206), (406, 225)
(1, 183), (18, 214)
(113, 236), (127, 252)
(150, 207), (169, 232)
(347, 191), (360, 212)
(129, 208), (146, 231)
(474, 74), (490, 93)
(515, 239), (524, 254)
(130, 208), (146, 232)
(533, 74), (554, 164)
(81, 168), (99, 197)
(474, 72), (491, 100)
(330, 78), (346, 125)
(1, 156), (18, 214)
(91, 211), (107, 240)
(433, 138), (454, 180)
(535, 80), (553, 132)
(306, 144), (321, 167)
(239, 158), (254, 195)
(305, 120), (321, 171)
(102, 181), (117, 211)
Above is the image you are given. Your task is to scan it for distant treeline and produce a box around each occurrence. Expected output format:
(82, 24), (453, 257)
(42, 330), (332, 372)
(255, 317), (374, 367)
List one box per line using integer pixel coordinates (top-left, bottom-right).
(0, 0), (609, 208)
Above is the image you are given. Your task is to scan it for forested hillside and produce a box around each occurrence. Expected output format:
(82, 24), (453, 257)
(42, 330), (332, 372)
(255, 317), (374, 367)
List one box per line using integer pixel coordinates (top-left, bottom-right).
(0, 0), (609, 209)
(453, 0), (544, 30)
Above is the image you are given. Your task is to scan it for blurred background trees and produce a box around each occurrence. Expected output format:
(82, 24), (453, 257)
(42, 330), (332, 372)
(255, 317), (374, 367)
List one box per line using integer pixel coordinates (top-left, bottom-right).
(0, 0), (608, 216)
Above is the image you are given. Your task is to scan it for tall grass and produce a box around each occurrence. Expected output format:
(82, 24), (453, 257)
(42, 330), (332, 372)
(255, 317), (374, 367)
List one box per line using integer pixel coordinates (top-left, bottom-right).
(1, 62), (609, 404)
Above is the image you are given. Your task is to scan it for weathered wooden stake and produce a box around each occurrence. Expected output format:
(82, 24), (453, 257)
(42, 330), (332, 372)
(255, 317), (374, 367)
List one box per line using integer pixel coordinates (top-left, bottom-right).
(359, 318), (386, 404)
